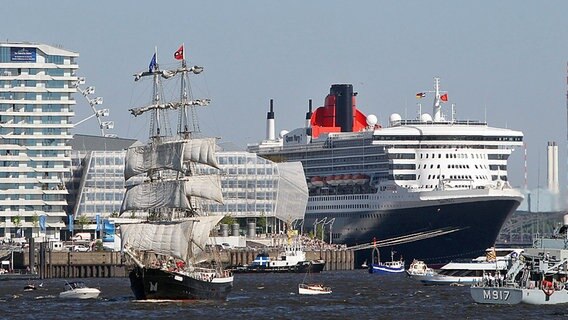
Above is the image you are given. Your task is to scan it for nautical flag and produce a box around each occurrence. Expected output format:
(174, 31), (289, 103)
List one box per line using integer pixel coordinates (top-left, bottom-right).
(174, 45), (184, 60)
(486, 247), (497, 262)
(440, 93), (448, 102)
(95, 214), (101, 231)
(416, 92), (426, 99)
(68, 215), (74, 232)
(39, 215), (46, 232)
(148, 53), (157, 72)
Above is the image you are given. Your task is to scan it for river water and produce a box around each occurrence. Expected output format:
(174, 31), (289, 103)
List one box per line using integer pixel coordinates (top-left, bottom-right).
(1, 270), (567, 319)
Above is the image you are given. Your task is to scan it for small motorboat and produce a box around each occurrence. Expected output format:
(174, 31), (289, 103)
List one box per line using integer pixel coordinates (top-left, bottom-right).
(23, 284), (37, 291)
(368, 247), (405, 274)
(406, 259), (435, 277)
(298, 283), (332, 295)
(59, 281), (100, 299)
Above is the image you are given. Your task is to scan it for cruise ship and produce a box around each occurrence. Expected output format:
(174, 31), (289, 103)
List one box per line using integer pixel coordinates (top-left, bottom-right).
(248, 78), (524, 264)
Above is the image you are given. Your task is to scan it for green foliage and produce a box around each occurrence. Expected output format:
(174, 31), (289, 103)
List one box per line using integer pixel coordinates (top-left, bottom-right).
(77, 214), (90, 230)
(95, 240), (104, 251)
(11, 215), (22, 227)
(220, 215), (236, 226)
(256, 212), (267, 233)
(32, 213), (39, 227)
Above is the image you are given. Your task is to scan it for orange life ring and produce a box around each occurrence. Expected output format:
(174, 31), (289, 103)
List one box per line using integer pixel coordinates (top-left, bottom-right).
(543, 287), (554, 296)
(542, 280), (555, 296)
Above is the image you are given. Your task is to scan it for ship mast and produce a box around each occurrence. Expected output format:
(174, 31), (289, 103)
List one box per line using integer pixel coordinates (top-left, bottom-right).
(433, 77), (442, 122)
(176, 44), (209, 139)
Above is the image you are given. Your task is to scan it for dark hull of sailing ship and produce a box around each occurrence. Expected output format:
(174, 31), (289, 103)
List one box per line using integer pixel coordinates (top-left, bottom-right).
(129, 267), (233, 300)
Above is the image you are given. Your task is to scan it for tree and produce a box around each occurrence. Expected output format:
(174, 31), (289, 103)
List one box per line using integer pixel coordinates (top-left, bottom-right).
(77, 214), (90, 230)
(220, 215), (236, 226)
(11, 215), (22, 228)
(32, 213), (39, 228)
(11, 215), (22, 238)
(257, 212), (267, 234)
(95, 240), (104, 251)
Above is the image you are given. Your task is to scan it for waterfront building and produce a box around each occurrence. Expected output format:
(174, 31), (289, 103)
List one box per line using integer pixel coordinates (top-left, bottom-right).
(68, 134), (137, 220)
(0, 43), (78, 240)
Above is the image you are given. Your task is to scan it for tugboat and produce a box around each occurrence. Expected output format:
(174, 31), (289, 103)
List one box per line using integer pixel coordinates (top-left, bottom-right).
(470, 215), (568, 305)
(120, 44), (233, 301)
(232, 240), (326, 273)
(368, 246), (405, 274)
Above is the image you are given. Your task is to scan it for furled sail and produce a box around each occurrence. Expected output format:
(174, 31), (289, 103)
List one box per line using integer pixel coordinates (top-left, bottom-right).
(124, 139), (219, 180)
(121, 216), (222, 262)
(121, 175), (224, 213)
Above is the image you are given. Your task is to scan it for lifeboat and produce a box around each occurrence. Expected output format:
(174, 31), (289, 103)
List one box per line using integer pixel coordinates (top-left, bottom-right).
(354, 174), (370, 185)
(310, 176), (324, 187)
(325, 175), (337, 186)
(343, 174), (354, 185)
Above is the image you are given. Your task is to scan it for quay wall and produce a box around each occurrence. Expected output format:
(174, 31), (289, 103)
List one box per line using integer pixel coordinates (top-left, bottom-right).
(12, 246), (354, 278)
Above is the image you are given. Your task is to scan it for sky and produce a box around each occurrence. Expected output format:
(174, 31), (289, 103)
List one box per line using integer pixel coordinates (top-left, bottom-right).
(3, 1), (568, 191)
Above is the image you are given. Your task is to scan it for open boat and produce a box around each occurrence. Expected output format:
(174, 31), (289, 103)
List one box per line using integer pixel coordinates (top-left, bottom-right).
(298, 258), (331, 295)
(59, 281), (100, 299)
(298, 283), (332, 295)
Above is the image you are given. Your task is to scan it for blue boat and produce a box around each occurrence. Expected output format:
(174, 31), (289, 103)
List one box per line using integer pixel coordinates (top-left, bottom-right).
(369, 247), (405, 274)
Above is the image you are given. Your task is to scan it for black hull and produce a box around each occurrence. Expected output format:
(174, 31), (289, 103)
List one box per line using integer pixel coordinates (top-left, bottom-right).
(232, 260), (326, 274)
(305, 198), (521, 265)
(129, 267), (232, 301)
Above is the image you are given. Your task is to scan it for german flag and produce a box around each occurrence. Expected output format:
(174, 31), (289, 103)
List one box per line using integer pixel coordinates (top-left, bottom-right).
(416, 92), (426, 99)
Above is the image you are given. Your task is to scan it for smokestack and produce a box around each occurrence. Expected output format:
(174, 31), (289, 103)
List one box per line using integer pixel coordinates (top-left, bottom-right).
(330, 84), (353, 132)
(305, 99), (313, 128)
(547, 141), (559, 194)
(266, 99), (275, 141)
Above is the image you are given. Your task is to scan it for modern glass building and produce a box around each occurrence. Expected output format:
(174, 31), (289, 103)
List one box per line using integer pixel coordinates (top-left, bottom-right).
(68, 134), (138, 220)
(0, 43), (78, 240)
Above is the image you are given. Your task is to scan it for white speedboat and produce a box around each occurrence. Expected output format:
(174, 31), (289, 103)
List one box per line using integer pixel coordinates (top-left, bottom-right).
(412, 248), (523, 285)
(406, 259), (435, 277)
(298, 283), (332, 295)
(59, 281), (100, 299)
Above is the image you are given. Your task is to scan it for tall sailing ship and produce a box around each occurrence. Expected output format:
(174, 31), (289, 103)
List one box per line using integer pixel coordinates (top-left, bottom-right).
(248, 79), (524, 265)
(120, 45), (233, 300)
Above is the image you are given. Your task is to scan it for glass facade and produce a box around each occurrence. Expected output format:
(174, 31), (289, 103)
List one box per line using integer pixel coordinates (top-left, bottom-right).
(0, 43), (78, 240)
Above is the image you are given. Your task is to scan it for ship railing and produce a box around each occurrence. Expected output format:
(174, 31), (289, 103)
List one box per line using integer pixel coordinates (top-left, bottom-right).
(389, 119), (487, 127)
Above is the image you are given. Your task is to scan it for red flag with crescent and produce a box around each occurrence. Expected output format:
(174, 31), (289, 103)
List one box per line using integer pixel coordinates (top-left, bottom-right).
(174, 45), (184, 60)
